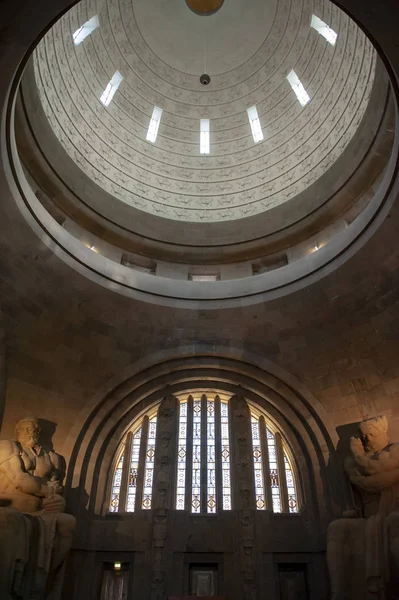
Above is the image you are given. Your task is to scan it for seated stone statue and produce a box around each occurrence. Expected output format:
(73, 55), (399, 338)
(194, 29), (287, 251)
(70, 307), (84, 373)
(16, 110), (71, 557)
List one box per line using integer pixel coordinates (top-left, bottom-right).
(0, 417), (76, 600)
(327, 415), (399, 600)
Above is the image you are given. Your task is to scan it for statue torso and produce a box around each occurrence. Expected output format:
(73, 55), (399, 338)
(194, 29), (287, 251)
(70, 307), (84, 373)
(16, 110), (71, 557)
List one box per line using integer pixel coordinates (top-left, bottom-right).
(0, 439), (61, 513)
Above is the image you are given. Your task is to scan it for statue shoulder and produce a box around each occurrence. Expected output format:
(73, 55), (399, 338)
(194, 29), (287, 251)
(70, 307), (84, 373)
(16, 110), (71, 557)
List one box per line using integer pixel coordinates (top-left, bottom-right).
(0, 439), (21, 465)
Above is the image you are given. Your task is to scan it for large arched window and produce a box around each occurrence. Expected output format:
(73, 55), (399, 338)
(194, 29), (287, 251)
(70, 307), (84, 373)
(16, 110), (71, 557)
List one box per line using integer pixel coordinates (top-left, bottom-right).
(108, 394), (298, 514)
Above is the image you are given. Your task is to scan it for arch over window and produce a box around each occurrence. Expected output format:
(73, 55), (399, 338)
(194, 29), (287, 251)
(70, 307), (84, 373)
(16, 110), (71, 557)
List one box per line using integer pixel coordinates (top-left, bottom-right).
(108, 394), (298, 514)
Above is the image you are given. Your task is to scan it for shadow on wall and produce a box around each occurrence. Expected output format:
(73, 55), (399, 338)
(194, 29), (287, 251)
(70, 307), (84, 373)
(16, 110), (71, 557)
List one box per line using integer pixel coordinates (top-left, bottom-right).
(323, 422), (360, 516)
(37, 418), (57, 452)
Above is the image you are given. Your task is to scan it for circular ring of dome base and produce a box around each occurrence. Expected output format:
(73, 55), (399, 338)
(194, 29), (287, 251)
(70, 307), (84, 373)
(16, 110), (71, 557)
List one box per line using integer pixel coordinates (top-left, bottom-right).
(186, 0), (224, 16)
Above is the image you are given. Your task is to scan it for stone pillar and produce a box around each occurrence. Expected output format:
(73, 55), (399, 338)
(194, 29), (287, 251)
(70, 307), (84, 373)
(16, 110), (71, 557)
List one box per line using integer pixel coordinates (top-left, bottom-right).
(230, 395), (256, 600)
(150, 394), (178, 600)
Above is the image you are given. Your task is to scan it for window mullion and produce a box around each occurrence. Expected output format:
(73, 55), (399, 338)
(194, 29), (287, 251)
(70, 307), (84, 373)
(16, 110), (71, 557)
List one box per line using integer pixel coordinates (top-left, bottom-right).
(119, 432), (133, 513)
(135, 415), (149, 511)
(214, 395), (223, 512)
(259, 416), (273, 511)
(275, 431), (289, 512)
(185, 395), (194, 512)
(201, 394), (208, 513)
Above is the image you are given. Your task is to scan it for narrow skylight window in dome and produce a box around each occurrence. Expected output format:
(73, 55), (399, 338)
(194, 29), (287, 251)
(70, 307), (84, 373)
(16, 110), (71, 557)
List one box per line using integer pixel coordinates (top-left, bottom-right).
(200, 119), (210, 154)
(100, 71), (123, 107)
(146, 106), (163, 143)
(72, 15), (99, 46)
(247, 106), (264, 143)
(311, 15), (338, 46)
(287, 70), (310, 107)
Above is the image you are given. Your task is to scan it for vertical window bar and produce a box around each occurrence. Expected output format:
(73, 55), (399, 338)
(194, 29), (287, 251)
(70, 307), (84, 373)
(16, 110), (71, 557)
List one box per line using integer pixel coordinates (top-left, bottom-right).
(142, 415), (157, 509)
(126, 428), (142, 512)
(135, 416), (149, 510)
(266, 428), (282, 512)
(206, 396), (216, 513)
(191, 397), (202, 513)
(176, 400), (188, 510)
(220, 400), (232, 510)
(275, 432), (289, 513)
(214, 395), (223, 511)
(283, 450), (298, 513)
(185, 396), (194, 512)
(200, 394), (208, 513)
(259, 416), (273, 510)
(109, 445), (126, 512)
(119, 433), (133, 512)
(251, 416), (266, 510)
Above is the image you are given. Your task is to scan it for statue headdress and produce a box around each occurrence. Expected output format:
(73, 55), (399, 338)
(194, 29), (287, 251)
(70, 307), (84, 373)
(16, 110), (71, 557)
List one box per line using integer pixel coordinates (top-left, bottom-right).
(358, 415), (388, 437)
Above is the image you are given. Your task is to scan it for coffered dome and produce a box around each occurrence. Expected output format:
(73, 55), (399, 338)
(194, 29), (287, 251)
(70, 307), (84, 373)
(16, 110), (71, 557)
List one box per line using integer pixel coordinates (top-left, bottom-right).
(12, 0), (395, 307)
(33, 0), (376, 223)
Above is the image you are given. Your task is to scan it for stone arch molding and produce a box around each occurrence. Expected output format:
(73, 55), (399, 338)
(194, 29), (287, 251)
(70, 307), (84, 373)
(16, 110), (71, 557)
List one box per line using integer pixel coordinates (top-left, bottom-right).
(64, 348), (347, 525)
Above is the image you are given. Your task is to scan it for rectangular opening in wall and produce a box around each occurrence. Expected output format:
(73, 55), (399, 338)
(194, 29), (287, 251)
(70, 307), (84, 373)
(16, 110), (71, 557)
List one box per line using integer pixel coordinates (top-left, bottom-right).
(100, 562), (130, 600)
(189, 564), (218, 596)
(277, 563), (308, 600)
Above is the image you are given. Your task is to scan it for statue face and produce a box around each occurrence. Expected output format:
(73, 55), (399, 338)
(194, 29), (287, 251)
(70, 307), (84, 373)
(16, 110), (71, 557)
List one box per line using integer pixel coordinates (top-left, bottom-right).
(16, 421), (40, 448)
(361, 428), (388, 453)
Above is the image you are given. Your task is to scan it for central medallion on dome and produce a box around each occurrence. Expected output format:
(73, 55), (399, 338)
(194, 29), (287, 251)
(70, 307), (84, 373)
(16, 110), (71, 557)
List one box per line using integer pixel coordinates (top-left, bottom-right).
(186, 0), (224, 16)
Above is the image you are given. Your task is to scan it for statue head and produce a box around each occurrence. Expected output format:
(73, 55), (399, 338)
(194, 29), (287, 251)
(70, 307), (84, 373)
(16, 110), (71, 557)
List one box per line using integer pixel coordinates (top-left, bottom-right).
(15, 418), (41, 448)
(358, 415), (389, 453)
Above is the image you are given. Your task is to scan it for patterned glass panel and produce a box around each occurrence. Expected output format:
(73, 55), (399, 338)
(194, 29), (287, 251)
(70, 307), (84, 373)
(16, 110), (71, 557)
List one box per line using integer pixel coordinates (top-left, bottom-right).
(126, 427), (142, 512)
(191, 398), (202, 513)
(207, 397), (216, 513)
(109, 449), (124, 512)
(220, 401), (231, 510)
(251, 417), (266, 510)
(266, 428), (281, 513)
(284, 452), (298, 513)
(142, 416), (157, 509)
(176, 401), (188, 510)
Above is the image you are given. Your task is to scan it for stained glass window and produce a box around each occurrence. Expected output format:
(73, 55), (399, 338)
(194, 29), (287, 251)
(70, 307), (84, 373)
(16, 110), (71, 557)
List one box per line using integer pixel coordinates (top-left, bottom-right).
(207, 397), (216, 513)
(142, 416), (157, 510)
(251, 417), (266, 510)
(266, 428), (281, 513)
(126, 427), (142, 512)
(284, 452), (298, 513)
(109, 397), (299, 516)
(220, 401), (231, 510)
(109, 451), (124, 512)
(191, 398), (202, 513)
(176, 401), (188, 510)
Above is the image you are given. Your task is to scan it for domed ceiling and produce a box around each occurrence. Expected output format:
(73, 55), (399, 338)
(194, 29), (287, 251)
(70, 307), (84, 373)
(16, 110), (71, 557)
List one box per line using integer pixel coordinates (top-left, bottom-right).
(33, 0), (376, 223)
